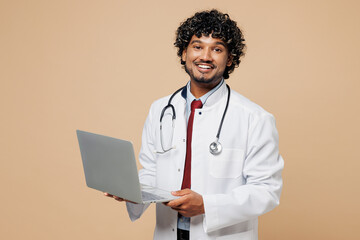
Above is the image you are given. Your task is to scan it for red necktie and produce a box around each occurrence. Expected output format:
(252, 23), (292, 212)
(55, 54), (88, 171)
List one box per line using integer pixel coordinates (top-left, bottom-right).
(181, 100), (203, 189)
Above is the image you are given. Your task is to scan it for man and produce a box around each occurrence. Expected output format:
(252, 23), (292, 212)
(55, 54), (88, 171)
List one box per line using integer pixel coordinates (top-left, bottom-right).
(105, 9), (283, 240)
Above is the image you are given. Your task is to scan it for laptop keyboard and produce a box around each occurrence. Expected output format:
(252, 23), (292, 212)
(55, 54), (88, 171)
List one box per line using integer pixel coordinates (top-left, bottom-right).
(141, 191), (164, 201)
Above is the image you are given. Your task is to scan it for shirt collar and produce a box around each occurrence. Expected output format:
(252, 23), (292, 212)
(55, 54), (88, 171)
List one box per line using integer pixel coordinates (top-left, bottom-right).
(185, 79), (224, 106)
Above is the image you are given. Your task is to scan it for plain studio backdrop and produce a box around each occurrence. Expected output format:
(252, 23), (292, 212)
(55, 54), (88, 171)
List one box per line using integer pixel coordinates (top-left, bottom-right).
(1, 0), (359, 239)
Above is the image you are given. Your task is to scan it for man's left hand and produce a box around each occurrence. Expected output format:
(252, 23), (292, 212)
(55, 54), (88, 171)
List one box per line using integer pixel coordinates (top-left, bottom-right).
(164, 189), (204, 217)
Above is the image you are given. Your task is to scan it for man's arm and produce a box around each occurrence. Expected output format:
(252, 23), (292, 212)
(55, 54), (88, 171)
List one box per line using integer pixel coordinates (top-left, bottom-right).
(166, 113), (283, 232)
(204, 113), (283, 232)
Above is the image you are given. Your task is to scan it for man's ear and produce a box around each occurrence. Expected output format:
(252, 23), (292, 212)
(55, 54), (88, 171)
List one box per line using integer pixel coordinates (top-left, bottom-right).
(181, 49), (187, 63)
(226, 55), (233, 67)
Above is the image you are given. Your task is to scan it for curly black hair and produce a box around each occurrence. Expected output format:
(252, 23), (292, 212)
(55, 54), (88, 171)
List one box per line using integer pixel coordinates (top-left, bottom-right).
(174, 9), (246, 79)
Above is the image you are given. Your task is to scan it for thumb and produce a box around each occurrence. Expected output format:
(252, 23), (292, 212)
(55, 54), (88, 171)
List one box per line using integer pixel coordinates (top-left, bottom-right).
(171, 189), (191, 196)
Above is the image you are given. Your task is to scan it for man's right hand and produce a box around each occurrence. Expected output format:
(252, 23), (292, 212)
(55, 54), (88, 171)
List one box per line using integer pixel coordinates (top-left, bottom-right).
(103, 192), (137, 204)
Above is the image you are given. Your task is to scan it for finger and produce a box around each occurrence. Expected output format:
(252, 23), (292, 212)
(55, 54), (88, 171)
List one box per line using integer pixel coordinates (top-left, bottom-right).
(177, 209), (191, 217)
(171, 207), (182, 212)
(171, 189), (191, 196)
(166, 197), (186, 208)
(115, 197), (137, 204)
(170, 203), (184, 210)
(113, 196), (124, 201)
(166, 199), (181, 208)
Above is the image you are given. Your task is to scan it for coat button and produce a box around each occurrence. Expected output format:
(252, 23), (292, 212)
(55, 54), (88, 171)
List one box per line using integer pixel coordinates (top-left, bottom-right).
(178, 168), (180, 172)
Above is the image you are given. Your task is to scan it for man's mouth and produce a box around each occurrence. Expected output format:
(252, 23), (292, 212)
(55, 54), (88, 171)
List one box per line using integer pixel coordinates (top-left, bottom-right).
(198, 64), (212, 69)
(195, 62), (215, 72)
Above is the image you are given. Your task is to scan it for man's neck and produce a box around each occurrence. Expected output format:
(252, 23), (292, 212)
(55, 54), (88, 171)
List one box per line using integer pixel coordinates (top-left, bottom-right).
(189, 79), (222, 99)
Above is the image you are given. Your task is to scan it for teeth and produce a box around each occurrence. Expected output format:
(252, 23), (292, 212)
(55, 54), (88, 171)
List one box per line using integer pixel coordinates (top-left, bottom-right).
(198, 65), (211, 69)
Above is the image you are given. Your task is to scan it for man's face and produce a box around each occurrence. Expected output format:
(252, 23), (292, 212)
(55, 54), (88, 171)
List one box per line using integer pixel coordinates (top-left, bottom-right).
(182, 34), (232, 87)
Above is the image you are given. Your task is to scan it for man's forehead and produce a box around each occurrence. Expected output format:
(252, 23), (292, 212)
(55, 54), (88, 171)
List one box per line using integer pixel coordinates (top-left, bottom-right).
(189, 34), (227, 46)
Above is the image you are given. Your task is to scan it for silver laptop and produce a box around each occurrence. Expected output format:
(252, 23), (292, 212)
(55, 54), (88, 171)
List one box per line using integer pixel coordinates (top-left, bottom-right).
(76, 130), (178, 204)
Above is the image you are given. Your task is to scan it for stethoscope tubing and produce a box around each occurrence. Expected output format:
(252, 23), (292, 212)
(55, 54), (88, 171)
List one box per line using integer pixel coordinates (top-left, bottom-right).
(159, 84), (231, 155)
(215, 84), (230, 140)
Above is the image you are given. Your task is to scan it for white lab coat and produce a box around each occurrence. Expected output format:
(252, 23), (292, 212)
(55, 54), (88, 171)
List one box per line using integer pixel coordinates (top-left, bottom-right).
(126, 83), (283, 240)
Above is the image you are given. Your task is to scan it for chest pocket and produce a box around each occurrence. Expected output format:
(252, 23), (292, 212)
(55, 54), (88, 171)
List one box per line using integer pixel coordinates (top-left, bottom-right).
(209, 148), (245, 179)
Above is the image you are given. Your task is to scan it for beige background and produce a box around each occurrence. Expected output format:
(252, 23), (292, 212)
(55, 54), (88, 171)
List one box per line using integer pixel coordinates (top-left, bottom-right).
(1, 0), (359, 239)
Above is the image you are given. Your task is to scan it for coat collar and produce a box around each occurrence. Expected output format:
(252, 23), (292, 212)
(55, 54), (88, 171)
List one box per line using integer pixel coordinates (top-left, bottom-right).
(179, 81), (228, 108)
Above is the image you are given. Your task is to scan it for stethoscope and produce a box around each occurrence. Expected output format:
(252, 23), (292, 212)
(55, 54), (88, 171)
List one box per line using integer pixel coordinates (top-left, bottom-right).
(157, 84), (230, 155)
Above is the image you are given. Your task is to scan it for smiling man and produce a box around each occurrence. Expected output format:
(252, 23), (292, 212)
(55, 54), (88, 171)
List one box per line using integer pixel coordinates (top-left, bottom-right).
(105, 9), (283, 240)
(181, 35), (233, 97)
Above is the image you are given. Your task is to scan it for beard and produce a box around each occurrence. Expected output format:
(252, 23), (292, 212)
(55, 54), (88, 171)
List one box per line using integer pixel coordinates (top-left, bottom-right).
(184, 63), (224, 85)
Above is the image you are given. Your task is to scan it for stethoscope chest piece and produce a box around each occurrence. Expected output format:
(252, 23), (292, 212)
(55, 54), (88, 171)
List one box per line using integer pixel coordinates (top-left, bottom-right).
(209, 140), (222, 155)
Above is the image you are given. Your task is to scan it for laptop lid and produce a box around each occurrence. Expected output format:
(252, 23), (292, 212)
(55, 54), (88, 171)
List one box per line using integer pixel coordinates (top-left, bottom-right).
(76, 130), (143, 203)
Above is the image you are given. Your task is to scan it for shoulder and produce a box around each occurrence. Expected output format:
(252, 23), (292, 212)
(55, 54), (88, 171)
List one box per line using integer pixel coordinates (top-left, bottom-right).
(149, 89), (185, 111)
(229, 89), (279, 141)
(152, 94), (171, 106)
(149, 94), (172, 112)
(230, 89), (274, 119)
(146, 91), (184, 119)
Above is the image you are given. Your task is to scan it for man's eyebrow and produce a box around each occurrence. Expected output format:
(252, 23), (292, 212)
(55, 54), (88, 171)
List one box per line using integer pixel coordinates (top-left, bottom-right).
(214, 41), (226, 47)
(190, 40), (202, 45)
(189, 39), (226, 47)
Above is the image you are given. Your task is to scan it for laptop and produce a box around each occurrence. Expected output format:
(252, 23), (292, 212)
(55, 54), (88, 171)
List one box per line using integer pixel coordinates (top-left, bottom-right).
(76, 130), (178, 204)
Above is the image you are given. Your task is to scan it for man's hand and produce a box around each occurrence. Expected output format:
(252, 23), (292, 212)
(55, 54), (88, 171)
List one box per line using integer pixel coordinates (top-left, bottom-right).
(165, 189), (204, 217)
(103, 192), (137, 204)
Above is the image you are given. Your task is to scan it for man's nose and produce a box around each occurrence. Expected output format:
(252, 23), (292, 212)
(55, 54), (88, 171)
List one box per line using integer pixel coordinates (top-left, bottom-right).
(200, 48), (212, 62)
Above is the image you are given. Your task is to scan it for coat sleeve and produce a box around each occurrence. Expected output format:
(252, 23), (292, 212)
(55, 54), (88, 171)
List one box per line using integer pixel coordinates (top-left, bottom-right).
(126, 104), (157, 221)
(202, 113), (284, 232)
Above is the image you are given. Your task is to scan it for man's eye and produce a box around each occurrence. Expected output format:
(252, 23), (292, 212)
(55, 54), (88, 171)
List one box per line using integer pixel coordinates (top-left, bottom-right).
(194, 45), (201, 49)
(214, 48), (222, 52)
